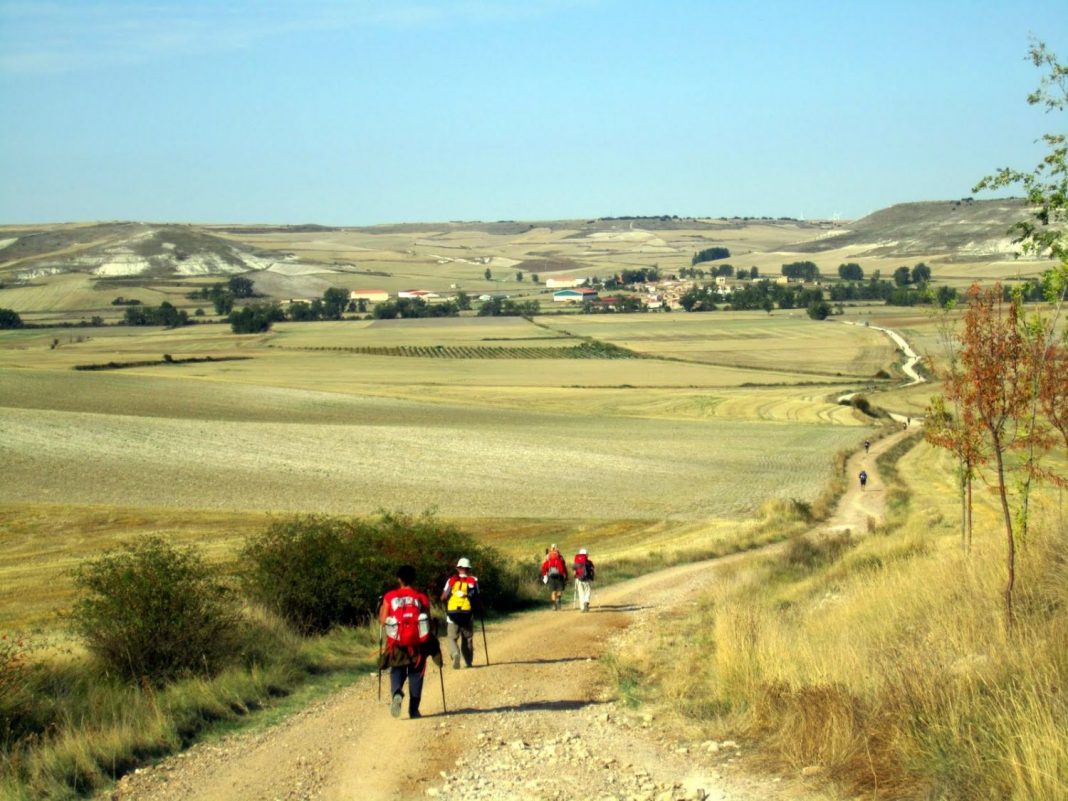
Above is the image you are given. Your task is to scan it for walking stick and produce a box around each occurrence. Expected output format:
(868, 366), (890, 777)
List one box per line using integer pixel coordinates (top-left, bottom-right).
(438, 660), (447, 714)
(375, 595), (384, 702)
(478, 608), (490, 666)
(377, 628), (385, 701)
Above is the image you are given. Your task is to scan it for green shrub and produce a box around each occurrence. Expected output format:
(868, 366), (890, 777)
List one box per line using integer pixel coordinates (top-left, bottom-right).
(0, 635), (37, 749)
(240, 512), (525, 635)
(69, 538), (241, 685)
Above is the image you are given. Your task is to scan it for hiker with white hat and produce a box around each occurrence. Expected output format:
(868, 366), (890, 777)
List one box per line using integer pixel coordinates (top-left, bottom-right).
(440, 557), (480, 668)
(572, 548), (596, 612)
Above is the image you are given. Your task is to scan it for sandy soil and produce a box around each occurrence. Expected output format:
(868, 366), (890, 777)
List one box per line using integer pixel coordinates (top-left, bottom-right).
(110, 431), (909, 801)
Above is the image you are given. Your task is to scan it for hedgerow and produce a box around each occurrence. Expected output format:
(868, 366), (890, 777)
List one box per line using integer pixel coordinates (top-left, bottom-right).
(240, 512), (526, 635)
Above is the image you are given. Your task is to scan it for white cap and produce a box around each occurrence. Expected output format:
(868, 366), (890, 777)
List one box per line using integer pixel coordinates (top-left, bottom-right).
(578, 548), (587, 555)
(456, 557), (471, 569)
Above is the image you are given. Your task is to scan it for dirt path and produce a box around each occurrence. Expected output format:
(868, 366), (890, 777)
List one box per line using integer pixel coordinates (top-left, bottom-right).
(112, 430), (913, 801)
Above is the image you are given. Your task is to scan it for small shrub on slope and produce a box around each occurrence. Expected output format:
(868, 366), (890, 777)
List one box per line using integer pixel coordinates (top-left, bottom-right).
(69, 538), (241, 685)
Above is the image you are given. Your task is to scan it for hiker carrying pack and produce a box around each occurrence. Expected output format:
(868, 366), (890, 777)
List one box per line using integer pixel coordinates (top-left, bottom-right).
(572, 548), (595, 612)
(541, 544), (568, 611)
(441, 557), (480, 669)
(379, 565), (441, 719)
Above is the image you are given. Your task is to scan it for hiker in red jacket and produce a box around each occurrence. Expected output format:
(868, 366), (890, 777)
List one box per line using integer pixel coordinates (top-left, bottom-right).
(379, 564), (441, 719)
(540, 544), (568, 611)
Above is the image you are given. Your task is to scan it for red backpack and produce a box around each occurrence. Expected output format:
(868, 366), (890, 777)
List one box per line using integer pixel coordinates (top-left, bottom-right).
(384, 589), (431, 653)
(574, 554), (595, 581)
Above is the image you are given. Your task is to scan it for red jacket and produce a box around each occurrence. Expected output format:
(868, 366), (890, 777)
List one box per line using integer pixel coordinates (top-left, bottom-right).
(541, 551), (568, 580)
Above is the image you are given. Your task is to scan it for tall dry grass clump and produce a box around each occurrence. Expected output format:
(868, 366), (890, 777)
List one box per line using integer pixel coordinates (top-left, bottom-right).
(649, 491), (1067, 799)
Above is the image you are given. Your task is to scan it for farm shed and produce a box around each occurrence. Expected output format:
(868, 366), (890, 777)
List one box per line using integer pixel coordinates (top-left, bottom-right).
(349, 289), (389, 302)
(545, 276), (587, 288)
(553, 288), (599, 303)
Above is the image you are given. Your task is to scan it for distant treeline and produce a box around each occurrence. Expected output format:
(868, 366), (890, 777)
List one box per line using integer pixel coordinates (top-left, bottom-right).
(692, 246), (731, 265)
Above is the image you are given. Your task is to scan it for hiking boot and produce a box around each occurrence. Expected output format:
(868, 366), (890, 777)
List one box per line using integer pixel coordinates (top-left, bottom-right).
(452, 653), (461, 669)
(409, 710), (422, 719)
(390, 692), (403, 718)
(582, 603), (590, 612)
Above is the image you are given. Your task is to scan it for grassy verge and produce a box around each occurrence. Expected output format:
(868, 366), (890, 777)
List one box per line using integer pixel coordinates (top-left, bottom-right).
(0, 620), (376, 801)
(608, 436), (1068, 799)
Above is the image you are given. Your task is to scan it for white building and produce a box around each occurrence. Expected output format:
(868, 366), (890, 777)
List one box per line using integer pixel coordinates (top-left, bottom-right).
(545, 276), (587, 289)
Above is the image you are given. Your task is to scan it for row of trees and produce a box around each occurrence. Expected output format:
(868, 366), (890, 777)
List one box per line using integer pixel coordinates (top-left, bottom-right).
(187, 275), (256, 315)
(678, 264), (749, 279)
(781, 261), (821, 281)
(123, 302), (189, 328)
(678, 280), (826, 313)
(691, 246), (731, 265)
(372, 297), (460, 319)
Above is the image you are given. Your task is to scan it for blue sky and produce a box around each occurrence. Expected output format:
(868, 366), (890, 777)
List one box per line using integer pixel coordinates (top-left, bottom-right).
(1, 1), (1066, 225)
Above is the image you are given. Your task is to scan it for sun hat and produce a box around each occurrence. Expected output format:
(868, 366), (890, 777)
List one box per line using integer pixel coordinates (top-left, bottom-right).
(578, 548), (587, 555)
(550, 543), (558, 550)
(456, 557), (472, 569)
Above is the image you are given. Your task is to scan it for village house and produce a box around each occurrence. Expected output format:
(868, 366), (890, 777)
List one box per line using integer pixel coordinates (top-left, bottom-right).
(545, 276), (588, 289)
(552, 287), (599, 303)
(397, 289), (439, 300)
(349, 289), (389, 302)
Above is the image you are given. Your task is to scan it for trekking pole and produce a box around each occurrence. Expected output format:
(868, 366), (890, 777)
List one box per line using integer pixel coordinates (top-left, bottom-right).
(377, 628), (383, 701)
(478, 608), (490, 666)
(438, 661), (448, 714)
(375, 595), (384, 702)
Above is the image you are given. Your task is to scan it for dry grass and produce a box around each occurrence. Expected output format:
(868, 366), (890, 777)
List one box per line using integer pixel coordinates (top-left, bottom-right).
(617, 437), (1068, 799)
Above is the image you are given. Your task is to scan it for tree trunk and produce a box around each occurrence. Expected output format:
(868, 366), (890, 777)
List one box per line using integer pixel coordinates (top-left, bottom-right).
(992, 441), (1016, 628)
(960, 467), (967, 552)
(966, 474), (974, 553)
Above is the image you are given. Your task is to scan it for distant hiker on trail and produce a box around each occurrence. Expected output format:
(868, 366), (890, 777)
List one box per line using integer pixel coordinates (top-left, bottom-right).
(379, 565), (442, 719)
(864, 439), (871, 454)
(859, 470), (868, 491)
(541, 544), (568, 611)
(572, 548), (595, 612)
(441, 557), (479, 669)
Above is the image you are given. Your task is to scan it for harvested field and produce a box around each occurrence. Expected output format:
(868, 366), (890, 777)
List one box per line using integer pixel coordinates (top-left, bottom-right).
(0, 395), (862, 520)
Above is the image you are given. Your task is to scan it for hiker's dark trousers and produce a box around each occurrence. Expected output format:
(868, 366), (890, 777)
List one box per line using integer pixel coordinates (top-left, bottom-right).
(390, 663), (425, 713)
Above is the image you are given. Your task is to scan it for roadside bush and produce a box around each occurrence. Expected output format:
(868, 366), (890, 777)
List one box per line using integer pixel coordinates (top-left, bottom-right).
(0, 634), (39, 749)
(780, 531), (855, 573)
(240, 512), (525, 635)
(69, 538), (241, 685)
